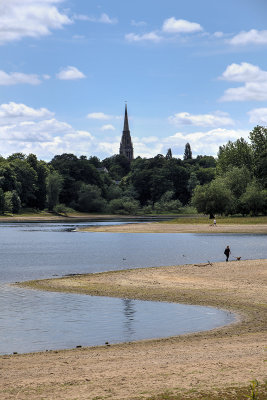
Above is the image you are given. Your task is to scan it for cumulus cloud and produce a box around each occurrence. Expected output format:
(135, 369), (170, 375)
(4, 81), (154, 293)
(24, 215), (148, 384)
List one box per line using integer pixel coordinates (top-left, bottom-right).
(0, 70), (41, 85)
(229, 29), (267, 46)
(0, 102), (54, 122)
(0, 0), (72, 44)
(248, 108), (267, 124)
(220, 62), (267, 102)
(126, 17), (203, 44)
(74, 13), (117, 24)
(220, 62), (267, 82)
(56, 66), (86, 80)
(168, 111), (235, 128)
(125, 32), (162, 43)
(166, 128), (249, 156)
(0, 102), (95, 159)
(101, 124), (115, 131)
(162, 17), (203, 34)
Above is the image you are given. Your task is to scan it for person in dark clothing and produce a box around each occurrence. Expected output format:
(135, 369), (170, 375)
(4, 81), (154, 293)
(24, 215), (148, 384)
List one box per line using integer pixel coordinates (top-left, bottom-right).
(224, 245), (231, 262)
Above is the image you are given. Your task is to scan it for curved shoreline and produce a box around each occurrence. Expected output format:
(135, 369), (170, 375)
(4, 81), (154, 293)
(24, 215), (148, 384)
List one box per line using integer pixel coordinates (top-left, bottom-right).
(5, 259), (266, 399)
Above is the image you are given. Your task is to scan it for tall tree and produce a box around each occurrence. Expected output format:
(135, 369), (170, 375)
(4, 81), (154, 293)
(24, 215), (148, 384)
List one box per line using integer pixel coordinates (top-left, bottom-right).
(166, 148), (172, 159)
(217, 138), (253, 173)
(46, 171), (63, 211)
(184, 143), (192, 160)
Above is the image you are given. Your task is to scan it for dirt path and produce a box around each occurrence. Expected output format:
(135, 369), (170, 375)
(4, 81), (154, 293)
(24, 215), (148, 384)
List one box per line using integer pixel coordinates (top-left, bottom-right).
(1, 259), (266, 400)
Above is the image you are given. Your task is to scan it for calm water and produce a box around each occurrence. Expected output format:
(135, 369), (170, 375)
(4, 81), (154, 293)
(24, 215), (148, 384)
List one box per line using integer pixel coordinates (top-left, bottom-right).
(2, 221), (265, 354)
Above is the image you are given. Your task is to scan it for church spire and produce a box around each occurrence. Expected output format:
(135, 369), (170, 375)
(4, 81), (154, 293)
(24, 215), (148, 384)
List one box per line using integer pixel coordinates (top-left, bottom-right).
(123, 103), (129, 132)
(119, 103), (134, 161)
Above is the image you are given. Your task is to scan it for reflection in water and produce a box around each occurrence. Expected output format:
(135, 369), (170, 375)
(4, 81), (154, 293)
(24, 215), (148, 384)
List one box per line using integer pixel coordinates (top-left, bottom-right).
(0, 221), (258, 354)
(123, 299), (136, 340)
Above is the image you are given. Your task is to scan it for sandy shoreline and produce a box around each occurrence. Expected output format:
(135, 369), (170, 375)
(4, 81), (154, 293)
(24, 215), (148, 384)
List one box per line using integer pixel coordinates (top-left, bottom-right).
(80, 221), (267, 234)
(2, 259), (266, 399)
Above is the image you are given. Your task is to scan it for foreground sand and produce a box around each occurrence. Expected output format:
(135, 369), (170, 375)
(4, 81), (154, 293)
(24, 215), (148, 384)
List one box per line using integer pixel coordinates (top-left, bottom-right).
(80, 221), (267, 234)
(1, 259), (266, 400)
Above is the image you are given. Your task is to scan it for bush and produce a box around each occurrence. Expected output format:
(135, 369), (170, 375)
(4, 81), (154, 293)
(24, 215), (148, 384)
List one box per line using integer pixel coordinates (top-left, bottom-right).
(53, 204), (74, 216)
(108, 197), (140, 215)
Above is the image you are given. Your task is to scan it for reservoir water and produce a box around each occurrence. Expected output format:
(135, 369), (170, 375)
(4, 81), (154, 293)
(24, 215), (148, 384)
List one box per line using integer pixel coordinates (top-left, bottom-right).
(1, 220), (265, 354)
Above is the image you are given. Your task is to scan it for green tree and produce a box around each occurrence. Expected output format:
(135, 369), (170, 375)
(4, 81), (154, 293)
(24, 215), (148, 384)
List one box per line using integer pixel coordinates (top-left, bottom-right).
(0, 188), (5, 214)
(27, 154), (48, 209)
(217, 138), (253, 173)
(165, 148), (172, 159)
(184, 143), (192, 160)
(4, 191), (13, 213)
(0, 161), (18, 192)
(239, 182), (267, 216)
(195, 167), (215, 185)
(187, 173), (200, 195)
(77, 184), (106, 212)
(249, 125), (267, 156)
(192, 178), (233, 216)
(46, 171), (63, 211)
(108, 197), (139, 215)
(102, 154), (130, 180)
(9, 159), (38, 206)
(11, 190), (21, 213)
(154, 190), (182, 213)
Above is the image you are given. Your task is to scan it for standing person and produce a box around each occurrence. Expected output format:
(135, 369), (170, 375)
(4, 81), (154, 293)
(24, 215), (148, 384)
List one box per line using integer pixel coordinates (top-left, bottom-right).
(213, 219), (216, 226)
(224, 245), (231, 262)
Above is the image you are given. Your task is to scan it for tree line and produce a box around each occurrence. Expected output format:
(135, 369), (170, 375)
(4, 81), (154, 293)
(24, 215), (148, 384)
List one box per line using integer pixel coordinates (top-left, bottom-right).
(0, 125), (266, 216)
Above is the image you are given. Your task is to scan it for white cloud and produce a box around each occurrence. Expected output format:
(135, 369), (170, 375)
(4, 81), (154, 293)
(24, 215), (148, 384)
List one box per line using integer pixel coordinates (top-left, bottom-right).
(97, 140), (121, 156)
(87, 112), (112, 120)
(162, 17), (203, 34)
(229, 29), (267, 46)
(74, 13), (117, 24)
(220, 62), (267, 102)
(248, 108), (267, 124)
(168, 111), (235, 127)
(0, 102), (54, 122)
(0, 102), (95, 159)
(220, 62), (267, 82)
(126, 17), (203, 45)
(42, 74), (51, 80)
(166, 128), (249, 156)
(56, 66), (86, 80)
(0, 0), (72, 44)
(101, 124), (115, 131)
(125, 32), (162, 43)
(0, 70), (41, 85)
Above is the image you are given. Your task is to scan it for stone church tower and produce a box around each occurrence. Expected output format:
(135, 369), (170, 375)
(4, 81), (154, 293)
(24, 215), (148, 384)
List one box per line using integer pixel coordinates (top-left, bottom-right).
(119, 104), (134, 161)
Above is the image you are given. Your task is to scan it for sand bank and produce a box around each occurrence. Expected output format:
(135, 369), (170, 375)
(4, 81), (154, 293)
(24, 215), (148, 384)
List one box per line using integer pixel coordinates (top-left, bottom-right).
(1, 259), (266, 399)
(80, 221), (267, 234)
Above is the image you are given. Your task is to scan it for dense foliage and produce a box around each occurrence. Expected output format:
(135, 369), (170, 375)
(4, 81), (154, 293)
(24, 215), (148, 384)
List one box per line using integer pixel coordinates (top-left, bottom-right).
(0, 126), (266, 216)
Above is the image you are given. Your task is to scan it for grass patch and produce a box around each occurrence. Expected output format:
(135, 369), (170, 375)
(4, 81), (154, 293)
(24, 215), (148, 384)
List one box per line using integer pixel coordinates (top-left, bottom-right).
(143, 380), (267, 400)
(167, 215), (267, 225)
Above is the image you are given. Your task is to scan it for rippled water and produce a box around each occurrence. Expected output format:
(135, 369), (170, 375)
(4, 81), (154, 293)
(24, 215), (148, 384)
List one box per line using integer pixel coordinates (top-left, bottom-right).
(2, 220), (263, 354)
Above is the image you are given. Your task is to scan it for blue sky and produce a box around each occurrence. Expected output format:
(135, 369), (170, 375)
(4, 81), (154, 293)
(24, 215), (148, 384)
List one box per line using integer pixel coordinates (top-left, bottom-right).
(1, 0), (267, 160)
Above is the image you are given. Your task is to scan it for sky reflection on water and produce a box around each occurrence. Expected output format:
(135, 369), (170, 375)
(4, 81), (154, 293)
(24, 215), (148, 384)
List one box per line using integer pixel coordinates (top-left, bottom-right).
(1, 221), (261, 354)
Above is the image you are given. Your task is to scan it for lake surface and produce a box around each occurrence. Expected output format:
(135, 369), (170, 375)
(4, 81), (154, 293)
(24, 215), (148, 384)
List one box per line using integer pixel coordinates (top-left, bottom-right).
(1, 220), (265, 354)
